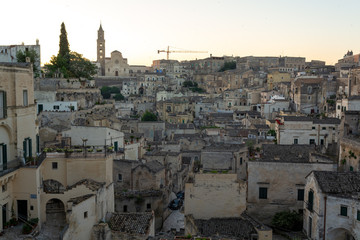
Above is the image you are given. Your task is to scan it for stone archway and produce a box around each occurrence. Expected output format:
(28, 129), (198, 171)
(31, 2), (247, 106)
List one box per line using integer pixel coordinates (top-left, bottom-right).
(327, 228), (356, 240)
(45, 198), (66, 230)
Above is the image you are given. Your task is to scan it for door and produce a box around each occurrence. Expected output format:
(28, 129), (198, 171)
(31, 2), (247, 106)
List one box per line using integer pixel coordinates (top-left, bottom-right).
(2, 203), (6, 228)
(38, 104), (43, 114)
(17, 200), (28, 221)
(308, 216), (312, 238)
(114, 141), (118, 152)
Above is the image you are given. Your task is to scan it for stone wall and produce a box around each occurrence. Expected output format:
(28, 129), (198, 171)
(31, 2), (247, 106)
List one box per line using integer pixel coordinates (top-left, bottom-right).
(185, 173), (246, 219)
(247, 161), (337, 223)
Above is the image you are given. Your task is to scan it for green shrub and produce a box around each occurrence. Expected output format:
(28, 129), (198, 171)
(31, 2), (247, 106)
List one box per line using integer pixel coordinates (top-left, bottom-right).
(271, 211), (302, 231)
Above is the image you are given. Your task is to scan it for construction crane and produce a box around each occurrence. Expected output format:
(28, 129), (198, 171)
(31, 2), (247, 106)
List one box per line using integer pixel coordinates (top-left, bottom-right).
(157, 46), (207, 60)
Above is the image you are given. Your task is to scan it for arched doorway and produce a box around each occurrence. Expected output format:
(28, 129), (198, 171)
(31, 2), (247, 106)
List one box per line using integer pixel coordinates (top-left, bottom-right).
(327, 228), (356, 240)
(46, 199), (66, 230)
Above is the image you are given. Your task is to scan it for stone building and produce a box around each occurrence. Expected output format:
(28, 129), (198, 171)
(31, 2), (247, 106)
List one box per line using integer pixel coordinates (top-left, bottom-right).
(0, 40), (41, 76)
(279, 56), (306, 71)
(105, 50), (130, 77)
(96, 24), (149, 77)
(303, 171), (360, 240)
(0, 63), (39, 171)
(275, 116), (340, 148)
(291, 76), (324, 114)
(336, 96), (360, 119)
(339, 137), (360, 172)
(247, 144), (337, 223)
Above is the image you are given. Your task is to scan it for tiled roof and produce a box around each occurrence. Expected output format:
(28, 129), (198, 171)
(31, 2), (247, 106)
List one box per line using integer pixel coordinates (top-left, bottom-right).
(108, 212), (153, 235)
(313, 171), (360, 198)
(259, 144), (315, 163)
(67, 179), (105, 191)
(68, 194), (94, 206)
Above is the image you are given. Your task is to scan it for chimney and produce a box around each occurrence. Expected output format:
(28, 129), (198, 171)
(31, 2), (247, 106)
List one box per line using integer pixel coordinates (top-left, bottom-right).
(36, 39), (39, 45)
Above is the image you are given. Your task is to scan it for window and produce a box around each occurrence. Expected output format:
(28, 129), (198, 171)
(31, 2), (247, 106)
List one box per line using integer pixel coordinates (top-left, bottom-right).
(259, 187), (268, 199)
(297, 189), (304, 201)
(123, 205), (127, 212)
(23, 90), (28, 106)
(309, 139), (315, 144)
(53, 105), (59, 110)
(357, 210), (360, 221)
(0, 144), (7, 170)
(294, 139), (298, 144)
(350, 166), (354, 171)
(147, 203), (151, 210)
(322, 127), (326, 130)
(240, 157), (243, 165)
(307, 190), (314, 211)
(2, 183), (7, 192)
(0, 91), (6, 119)
(52, 162), (58, 169)
(340, 206), (348, 217)
(118, 174), (122, 182)
(312, 126), (315, 130)
(84, 211), (88, 219)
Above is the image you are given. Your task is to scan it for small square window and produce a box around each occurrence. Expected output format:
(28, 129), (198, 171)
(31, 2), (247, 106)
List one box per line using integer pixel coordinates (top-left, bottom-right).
(294, 139), (298, 144)
(147, 203), (151, 210)
(30, 205), (34, 211)
(118, 174), (122, 182)
(340, 206), (348, 216)
(312, 126), (315, 130)
(259, 187), (268, 199)
(52, 162), (58, 169)
(84, 211), (88, 219)
(123, 205), (127, 212)
(322, 127), (326, 130)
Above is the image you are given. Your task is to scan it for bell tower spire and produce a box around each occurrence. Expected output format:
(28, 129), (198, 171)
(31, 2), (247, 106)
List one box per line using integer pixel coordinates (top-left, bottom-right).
(97, 23), (105, 76)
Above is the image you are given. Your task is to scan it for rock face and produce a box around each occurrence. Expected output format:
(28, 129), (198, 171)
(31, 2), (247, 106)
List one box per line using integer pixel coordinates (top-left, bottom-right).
(56, 88), (103, 109)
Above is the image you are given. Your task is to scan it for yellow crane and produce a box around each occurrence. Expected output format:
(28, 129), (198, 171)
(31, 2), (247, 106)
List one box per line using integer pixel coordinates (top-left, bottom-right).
(157, 46), (207, 60)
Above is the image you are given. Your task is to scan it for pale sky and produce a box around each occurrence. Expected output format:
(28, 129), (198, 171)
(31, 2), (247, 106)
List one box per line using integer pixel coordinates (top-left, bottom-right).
(2, 0), (360, 66)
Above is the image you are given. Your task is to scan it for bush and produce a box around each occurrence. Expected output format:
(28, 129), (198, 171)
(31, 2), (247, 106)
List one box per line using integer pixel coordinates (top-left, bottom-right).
(271, 211), (303, 231)
(141, 111), (157, 121)
(22, 224), (33, 234)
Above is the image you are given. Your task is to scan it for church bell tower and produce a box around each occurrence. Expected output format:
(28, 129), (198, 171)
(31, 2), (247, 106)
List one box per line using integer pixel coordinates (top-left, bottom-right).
(97, 24), (105, 76)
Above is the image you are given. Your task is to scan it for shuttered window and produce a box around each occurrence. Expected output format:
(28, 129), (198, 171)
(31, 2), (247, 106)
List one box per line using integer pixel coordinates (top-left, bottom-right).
(308, 190), (314, 211)
(0, 91), (6, 119)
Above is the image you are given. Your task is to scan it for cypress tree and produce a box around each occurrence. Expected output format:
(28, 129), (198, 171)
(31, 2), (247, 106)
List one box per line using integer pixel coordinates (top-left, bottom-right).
(58, 22), (70, 58)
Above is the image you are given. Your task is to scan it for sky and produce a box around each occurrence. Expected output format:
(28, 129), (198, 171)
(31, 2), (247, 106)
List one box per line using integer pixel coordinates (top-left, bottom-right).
(2, 0), (360, 66)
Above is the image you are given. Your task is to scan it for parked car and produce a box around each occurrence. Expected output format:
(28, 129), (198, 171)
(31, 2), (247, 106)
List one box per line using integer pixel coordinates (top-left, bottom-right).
(168, 198), (183, 210)
(176, 191), (184, 200)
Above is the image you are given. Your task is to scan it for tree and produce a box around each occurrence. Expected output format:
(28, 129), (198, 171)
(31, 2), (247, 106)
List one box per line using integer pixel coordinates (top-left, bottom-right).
(141, 111), (158, 121)
(68, 52), (97, 79)
(113, 93), (125, 101)
(16, 49), (40, 77)
(101, 86), (121, 99)
(45, 23), (97, 79)
(58, 22), (70, 60)
(219, 61), (236, 72)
